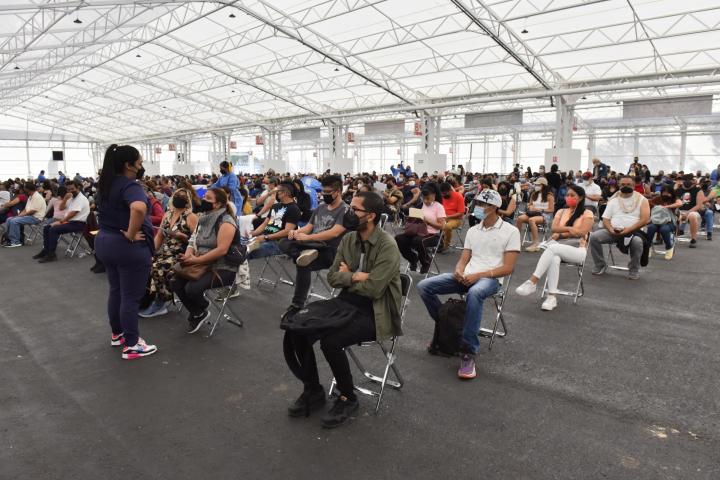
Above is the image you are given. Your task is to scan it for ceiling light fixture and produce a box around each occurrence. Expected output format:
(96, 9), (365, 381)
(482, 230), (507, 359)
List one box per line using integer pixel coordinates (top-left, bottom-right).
(14, 65), (20, 70)
(136, 54), (141, 58)
(229, 13), (236, 18)
(74, 17), (82, 24)
(334, 67), (339, 72)
(521, 28), (528, 34)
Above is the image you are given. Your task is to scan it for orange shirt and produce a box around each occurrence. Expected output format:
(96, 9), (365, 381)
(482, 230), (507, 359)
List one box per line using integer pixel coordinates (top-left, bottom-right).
(442, 190), (465, 217)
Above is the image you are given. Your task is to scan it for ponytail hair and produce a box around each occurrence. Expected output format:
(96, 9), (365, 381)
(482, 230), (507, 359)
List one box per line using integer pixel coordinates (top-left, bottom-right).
(97, 144), (140, 205)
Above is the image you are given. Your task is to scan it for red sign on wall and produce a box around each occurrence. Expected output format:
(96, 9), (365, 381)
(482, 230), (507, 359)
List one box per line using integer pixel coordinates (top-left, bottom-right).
(346, 132), (355, 143)
(255, 135), (263, 145)
(154, 147), (162, 154)
(229, 140), (237, 149)
(413, 122), (422, 136)
(168, 143), (176, 151)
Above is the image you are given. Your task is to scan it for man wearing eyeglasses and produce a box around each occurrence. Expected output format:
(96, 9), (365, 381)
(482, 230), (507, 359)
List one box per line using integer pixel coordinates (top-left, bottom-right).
(417, 190), (520, 380)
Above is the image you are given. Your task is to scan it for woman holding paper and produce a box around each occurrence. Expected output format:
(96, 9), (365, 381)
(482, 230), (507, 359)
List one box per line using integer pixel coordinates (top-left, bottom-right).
(394, 182), (446, 274)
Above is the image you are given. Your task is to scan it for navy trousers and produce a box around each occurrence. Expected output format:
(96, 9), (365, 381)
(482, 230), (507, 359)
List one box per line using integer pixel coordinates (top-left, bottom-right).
(95, 230), (152, 347)
(43, 221), (86, 255)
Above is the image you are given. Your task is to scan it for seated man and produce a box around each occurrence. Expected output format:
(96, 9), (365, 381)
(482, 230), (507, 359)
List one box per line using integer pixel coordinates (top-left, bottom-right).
(382, 176), (404, 219)
(439, 181), (465, 251)
(285, 192), (402, 428)
(2, 183), (46, 248)
(676, 174), (711, 245)
(34, 180), (90, 262)
(589, 175), (650, 279)
(280, 175), (348, 318)
(248, 181), (300, 259)
(417, 190), (520, 380)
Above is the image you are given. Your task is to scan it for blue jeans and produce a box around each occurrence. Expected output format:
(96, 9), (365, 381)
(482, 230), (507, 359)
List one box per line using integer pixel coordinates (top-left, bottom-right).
(646, 223), (674, 249)
(7, 215), (40, 244)
(703, 209), (714, 234)
(247, 240), (282, 259)
(417, 273), (500, 354)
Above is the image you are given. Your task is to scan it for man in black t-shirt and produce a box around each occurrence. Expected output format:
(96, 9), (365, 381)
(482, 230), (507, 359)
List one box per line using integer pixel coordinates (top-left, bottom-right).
(249, 181), (301, 259)
(677, 174), (706, 247)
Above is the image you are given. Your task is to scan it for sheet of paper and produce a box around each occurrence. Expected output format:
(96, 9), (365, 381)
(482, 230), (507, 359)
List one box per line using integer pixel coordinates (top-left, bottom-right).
(408, 208), (424, 220)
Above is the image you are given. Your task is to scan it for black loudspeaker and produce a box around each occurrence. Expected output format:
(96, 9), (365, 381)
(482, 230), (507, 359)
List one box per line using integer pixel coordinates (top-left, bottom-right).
(52, 151), (64, 161)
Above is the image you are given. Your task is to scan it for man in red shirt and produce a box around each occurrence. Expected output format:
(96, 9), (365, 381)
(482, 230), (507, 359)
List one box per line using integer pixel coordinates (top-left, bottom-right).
(440, 182), (465, 250)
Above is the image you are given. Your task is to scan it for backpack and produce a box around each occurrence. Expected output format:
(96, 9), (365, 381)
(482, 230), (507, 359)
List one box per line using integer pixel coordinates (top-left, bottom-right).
(431, 298), (466, 356)
(650, 205), (675, 226)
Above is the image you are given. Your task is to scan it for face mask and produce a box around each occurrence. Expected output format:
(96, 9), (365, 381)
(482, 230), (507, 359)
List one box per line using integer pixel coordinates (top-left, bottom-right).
(620, 186), (633, 194)
(473, 206), (487, 221)
(661, 196), (673, 202)
(263, 185), (268, 190)
(172, 196), (188, 209)
(565, 196), (578, 208)
(683, 182), (693, 189)
(134, 165), (145, 180)
(498, 188), (507, 196)
(408, 181), (416, 187)
(220, 168), (227, 175)
(196, 199), (214, 213)
(342, 209), (361, 231)
(322, 193), (335, 205)
(72, 191), (79, 198)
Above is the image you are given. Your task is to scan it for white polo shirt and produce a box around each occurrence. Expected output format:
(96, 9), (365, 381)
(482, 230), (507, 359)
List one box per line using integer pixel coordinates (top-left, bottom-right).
(463, 217), (521, 276)
(66, 192), (90, 223)
(583, 181), (602, 208)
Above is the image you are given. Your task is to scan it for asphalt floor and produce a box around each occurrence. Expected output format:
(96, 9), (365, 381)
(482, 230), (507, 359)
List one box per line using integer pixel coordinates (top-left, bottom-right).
(1, 232), (719, 479)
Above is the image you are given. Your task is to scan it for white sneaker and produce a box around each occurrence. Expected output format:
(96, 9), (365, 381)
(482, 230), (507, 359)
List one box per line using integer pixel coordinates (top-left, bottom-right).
(296, 249), (319, 267)
(515, 280), (537, 297)
(664, 247), (674, 260)
(541, 295), (557, 311)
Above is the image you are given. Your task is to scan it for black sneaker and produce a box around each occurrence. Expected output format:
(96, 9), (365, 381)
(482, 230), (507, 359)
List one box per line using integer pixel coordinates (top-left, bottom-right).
(288, 388), (327, 418)
(281, 304), (302, 322)
(38, 253), (57, 263)
(408, 263), (418, 272)
(91, 263), (106, 273)
(32, 250), (47, 259)
(321, 395), (359, 429)
(689, 239), (697, 248)
(187, 310), (211, 334)
(707, 232), (712, 241)
(419, 261), (431, 274)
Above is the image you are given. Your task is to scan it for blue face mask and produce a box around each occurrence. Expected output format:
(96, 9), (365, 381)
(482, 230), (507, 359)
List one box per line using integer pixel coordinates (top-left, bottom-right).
(473, 206), (487, 221)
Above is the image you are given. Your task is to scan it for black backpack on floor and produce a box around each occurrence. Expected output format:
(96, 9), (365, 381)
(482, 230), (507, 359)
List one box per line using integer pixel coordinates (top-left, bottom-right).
(431, 299), (466, 356)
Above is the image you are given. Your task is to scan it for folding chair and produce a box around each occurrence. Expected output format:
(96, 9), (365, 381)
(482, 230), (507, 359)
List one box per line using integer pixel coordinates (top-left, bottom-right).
(24, 221), (46, 246)
(378, 213), (389, 230)
(328, 273), (412, 414)
(521, 221), (549, 246)
(257, 254), (295, 288)
(540, 254), (586, 305)
(606, 243), (629, 271)
(62, 231), (88, 258)
(306, 269), (335, 302)
(203, 279), (244, 337)
(476, 273), (513, 351)
(402, 234), (442, 279)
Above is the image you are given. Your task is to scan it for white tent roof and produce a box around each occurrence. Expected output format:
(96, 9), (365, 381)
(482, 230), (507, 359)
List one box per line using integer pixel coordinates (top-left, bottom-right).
(2, 0), (720, 142)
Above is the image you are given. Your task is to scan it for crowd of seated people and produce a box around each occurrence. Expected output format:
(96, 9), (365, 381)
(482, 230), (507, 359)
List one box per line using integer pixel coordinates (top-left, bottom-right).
(2, 153), (719, 428)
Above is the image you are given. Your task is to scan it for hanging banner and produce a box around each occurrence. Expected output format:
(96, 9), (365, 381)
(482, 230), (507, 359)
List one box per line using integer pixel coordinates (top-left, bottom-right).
(168, 143), (176, 151)
(229, 140), (237, 149)
(413, 121), (422, 136)
(346, 132), (355, 143)
(255, 135), (263, 145)
(154, 147), (162, 154)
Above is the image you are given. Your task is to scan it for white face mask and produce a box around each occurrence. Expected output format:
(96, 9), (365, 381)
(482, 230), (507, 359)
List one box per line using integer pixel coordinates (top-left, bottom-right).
(408, 181), (416, 186)
(584, 180), (591, 186)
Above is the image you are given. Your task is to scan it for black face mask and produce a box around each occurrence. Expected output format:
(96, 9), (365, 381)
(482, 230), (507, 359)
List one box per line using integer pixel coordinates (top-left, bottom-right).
(661, 196), (673, 202)
(620, 186), (633, 194)
(342, 210), (363, 231)
(683, 182), (693, 189)
(220, 168), (228, 175)
(196, 199), (214, 213)
(172, 196), (188, 209)
(322, 193), (335, 205)
(71, 191), (79, 198)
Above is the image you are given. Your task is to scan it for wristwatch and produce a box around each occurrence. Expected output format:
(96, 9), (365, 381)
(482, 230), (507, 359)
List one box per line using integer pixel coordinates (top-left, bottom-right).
(264, 235), (269, 242)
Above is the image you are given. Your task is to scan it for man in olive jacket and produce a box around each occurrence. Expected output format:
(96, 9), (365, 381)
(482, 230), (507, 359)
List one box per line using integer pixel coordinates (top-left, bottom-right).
(287, 191), (401, 429)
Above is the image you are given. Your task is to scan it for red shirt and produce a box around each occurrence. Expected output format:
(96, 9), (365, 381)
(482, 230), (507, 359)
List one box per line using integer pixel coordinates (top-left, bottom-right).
(442, 190), (465, 217)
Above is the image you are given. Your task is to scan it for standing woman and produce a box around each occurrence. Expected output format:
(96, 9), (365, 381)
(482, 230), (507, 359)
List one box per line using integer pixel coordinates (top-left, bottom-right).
(95, 145), (157, 360)
(211, 160), (242, 215)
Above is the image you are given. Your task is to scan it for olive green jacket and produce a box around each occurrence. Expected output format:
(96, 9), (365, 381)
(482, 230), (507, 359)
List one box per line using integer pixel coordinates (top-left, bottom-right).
(327, 227), (402, 340)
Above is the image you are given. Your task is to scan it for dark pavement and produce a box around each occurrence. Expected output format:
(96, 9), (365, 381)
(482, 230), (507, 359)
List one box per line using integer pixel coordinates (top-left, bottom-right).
(1, 236), (719, 479)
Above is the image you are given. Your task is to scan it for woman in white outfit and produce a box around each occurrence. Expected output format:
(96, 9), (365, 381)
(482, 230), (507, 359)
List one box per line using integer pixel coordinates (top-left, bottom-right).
(514, 184), (594, 311)
(515, 177), (555, 252)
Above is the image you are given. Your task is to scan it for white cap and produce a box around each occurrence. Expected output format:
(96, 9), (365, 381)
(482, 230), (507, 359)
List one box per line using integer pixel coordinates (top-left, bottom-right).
(474, 189), (502, 208)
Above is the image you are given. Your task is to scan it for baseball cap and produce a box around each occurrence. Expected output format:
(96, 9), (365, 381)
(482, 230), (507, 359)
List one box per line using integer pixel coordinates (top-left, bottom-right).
(534, 177), (548, 186)
(474, 189), (502, 208)
(582, 172), (593, 179)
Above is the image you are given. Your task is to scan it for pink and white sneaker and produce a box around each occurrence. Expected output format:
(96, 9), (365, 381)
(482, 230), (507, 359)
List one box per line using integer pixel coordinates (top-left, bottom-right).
(110, 333), (125, 347)
(121, 338), (158, 360)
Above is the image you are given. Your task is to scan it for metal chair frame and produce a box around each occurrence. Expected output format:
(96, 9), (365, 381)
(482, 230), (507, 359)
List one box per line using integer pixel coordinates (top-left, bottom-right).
(521, 218), (550, 246)
(24, 220), (47, 246)
(540, 254), (586, 305)
(463, 273), (513, 351)
(257, 254), (295, 289)
(328, 273), (413, 414)
(61, 231), (90, 258)
(306, 269), (335, 302)
(203, 280), (244, 337)
(402, 233), (443, 279)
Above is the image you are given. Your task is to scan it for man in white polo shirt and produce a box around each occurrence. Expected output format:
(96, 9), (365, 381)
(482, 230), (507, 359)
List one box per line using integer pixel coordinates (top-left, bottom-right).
(581, 171), (602, 215)
(35, 180), (90, 263)
(417, 190), (520, 380)
(3, 182), (46, 248)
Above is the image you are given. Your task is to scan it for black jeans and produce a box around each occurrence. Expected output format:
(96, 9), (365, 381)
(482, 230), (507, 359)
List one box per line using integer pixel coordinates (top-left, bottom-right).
(170, 269), (236, 316)
(395, 233), (440, 266)
(279, 239), (337, 307)
(289, 307), (376, 400)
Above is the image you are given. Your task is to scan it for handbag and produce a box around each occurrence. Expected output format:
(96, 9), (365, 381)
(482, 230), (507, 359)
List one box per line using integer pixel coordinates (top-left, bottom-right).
(280, 297), (358, 335)
(172, 262), (209, 281)
(403, 218), (428, 237)
(525, 210), (542, 218)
